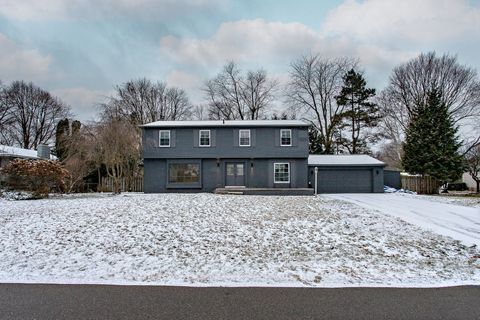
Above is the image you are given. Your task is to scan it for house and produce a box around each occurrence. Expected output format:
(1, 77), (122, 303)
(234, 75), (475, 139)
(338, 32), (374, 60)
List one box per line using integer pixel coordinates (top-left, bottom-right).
(0, 144), (56, 186)
(140, 120), (386, 194)
(141, 120), (311, 194)
(0, 144), (55, 168)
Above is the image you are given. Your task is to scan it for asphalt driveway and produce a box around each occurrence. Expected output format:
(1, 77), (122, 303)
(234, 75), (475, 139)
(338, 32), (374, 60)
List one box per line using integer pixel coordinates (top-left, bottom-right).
(1, 284), (480, 320)
(325, 193), (480, 247)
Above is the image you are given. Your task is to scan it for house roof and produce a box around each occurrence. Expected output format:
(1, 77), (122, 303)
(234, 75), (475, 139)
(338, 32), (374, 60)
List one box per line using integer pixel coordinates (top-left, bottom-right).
(308, 155), (386, 167)
(140, 120), (309, 128)
(0, 144), (56, 160)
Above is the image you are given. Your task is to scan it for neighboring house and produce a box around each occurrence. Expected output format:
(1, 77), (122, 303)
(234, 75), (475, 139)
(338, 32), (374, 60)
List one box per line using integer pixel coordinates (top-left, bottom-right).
(462, 172), (478, 191)
(141, 120), (386, 194)
(141, 120), (310, 193)
(0, 144), (56, 185)
(0, 144), (55, 168)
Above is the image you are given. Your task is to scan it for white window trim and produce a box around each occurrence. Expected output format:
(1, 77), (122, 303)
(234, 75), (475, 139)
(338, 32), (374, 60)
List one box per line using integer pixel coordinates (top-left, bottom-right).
(239, 129), (251, 147)
(159, 130), (171, 147)
(199, 129), (211, 147)
(274, 162), (290, 184)
(280, 129), (292, 146)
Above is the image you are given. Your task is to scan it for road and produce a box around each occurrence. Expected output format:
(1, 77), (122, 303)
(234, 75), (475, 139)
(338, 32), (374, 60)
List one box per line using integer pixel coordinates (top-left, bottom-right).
(1, 284), (479, 320)
(325, 193), (480, 247)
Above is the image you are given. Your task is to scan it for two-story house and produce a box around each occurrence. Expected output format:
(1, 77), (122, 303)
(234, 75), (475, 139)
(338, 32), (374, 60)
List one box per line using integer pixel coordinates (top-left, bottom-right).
(141, 120), (311, 193)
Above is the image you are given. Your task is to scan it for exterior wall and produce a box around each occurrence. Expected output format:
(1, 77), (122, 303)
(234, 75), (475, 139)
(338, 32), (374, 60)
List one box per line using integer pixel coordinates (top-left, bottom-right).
(384, 170), (401, 189)
(462, 172), (478, 191)
(142, 126), (309, 159)
(308, 166), (384, 193)
(144, 158), (308, 193)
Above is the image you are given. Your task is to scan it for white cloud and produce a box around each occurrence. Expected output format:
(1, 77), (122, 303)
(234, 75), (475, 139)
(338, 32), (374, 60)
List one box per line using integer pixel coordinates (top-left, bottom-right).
(165, 70), (203, 91)
(51, 87), (111, 121)
(0, 0), (227, 21)
(0, 33), (52, 82)
(322, 0), (480, 43)
(165, 70), (204, 105)
(159, 19), (417, 87)
(0, 0), (71, 21)
(160, 19), (319, 68)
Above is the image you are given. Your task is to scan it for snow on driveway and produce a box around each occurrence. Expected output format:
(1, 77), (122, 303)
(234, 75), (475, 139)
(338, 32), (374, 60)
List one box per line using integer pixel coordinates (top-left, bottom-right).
(0, 193), (479, 287)
(325, 193), (480, 247)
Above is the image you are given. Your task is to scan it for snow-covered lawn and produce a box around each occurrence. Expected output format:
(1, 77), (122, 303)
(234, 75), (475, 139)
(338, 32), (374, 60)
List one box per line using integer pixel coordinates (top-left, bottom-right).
(325, 193), (480, 247)
(0, 193), (479, 287)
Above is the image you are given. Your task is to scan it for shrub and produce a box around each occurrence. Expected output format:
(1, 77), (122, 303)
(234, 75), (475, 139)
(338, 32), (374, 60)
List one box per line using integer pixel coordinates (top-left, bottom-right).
(0, 159), (70, 198)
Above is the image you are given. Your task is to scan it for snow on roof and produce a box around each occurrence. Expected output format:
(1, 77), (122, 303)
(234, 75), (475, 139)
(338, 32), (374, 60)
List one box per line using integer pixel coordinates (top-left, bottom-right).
(140, 120), (309, 128)
(0, 144), (56, 160)
(308, 154), (386, 167)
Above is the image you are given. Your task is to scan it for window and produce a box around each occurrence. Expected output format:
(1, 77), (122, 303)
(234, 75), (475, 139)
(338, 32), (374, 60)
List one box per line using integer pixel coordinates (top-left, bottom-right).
(199, 130), (211, 147)
(159, 130), (170, 147)
(274, 163), (290, 183)
(239, 129), (251, 147)
(168, 163), (200, 183)
(280, 129), (292, 146)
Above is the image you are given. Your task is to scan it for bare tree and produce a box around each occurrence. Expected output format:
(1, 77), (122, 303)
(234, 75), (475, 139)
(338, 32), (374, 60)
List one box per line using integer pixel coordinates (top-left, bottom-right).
(286, 55), (357, 154)
(379, 52), (480, 150)
(465, 144), (480, 193)
(192, 104), (209, 120)
(96, 119), (140, 194)
(102, 78), (192, 126)
(1, 81), (70, 149)
(0, 81), (13, 142)
(62, 123), (99, 192)
(204, 61), (278, 120)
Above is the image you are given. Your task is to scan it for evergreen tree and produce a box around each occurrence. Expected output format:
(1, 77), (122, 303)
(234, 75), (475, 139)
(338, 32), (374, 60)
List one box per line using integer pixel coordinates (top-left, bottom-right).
(309, 127), (323, 154)
(336, 69), (380, 154)
(55, 118), (70, 161)
(402, 89), (464, 184)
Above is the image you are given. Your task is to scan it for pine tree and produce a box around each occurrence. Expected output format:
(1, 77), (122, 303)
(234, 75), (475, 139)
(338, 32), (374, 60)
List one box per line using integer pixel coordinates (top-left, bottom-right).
(336, 69), (380, 154)
(309, 127), (323, 154)
(402, 89), (464, 184)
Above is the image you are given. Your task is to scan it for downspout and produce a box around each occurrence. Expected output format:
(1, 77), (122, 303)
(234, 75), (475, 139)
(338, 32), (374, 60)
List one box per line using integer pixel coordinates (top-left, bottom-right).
(314, 167), (318, 195)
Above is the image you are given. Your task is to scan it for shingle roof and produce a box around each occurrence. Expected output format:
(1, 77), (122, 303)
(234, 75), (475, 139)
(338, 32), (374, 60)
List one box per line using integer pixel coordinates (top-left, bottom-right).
(140, 120), (309, 128)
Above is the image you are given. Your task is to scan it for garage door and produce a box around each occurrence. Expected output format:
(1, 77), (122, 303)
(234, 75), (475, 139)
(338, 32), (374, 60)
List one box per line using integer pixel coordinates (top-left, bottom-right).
(316, 169), (373, 193)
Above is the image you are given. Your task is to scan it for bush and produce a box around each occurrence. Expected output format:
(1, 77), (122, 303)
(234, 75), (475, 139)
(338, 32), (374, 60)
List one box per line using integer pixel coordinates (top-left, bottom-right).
(0, 159), (70, 198)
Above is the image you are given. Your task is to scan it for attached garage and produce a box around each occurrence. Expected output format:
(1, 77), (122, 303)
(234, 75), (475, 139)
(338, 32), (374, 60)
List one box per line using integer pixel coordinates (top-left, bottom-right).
(308, 155), (385, 193)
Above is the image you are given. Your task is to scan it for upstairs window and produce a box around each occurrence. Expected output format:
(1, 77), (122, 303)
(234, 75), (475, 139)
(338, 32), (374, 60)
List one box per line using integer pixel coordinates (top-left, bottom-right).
(159, 130), (170, 147)
(199, 130), (211, 147)
(239, 129), (251, 147)
(280, 129), (292, 146)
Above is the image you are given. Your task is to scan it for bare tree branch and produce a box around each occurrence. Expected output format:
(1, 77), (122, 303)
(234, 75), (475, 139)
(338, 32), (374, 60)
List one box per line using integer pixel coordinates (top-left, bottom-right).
(379, 52), (480, 149)
(102, 78), (192, 125)
(1, 81), (70, 149)
(286, 54), (357, 154)
(204, 61), (278, 120)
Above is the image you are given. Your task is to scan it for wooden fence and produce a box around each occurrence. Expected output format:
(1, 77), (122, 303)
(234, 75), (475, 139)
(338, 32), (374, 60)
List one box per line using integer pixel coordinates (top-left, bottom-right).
(401, 175), (442, 194)
(100, 176), (144, 192)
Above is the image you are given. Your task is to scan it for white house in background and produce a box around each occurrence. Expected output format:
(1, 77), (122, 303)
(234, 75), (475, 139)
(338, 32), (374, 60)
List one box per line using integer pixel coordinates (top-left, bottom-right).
(462, 172), (477, 191)
(0, 144), (56, 169)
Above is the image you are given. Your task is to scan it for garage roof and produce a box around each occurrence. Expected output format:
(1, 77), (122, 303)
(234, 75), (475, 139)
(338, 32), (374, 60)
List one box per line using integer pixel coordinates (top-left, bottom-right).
(308, 155), (385, 167)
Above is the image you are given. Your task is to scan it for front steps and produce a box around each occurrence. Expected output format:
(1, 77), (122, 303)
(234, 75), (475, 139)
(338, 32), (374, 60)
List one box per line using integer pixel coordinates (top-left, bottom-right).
(214, 188), (314, 196)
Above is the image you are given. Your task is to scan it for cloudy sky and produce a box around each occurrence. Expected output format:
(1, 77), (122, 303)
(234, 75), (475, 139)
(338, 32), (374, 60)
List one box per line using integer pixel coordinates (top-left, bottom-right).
(1, 0), (479, 121)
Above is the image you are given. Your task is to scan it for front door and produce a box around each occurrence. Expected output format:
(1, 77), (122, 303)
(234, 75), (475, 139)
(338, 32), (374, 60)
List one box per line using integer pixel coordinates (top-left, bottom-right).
(225, 162), (245, 187)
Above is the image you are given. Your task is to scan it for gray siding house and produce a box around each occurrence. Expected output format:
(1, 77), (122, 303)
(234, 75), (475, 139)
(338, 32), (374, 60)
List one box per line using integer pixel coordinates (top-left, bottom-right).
(141, 120), (310, 193)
